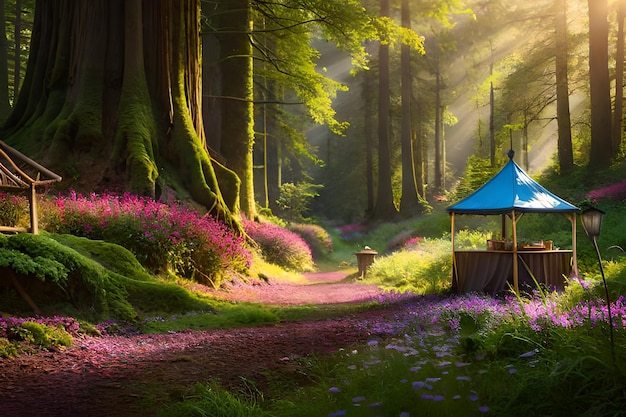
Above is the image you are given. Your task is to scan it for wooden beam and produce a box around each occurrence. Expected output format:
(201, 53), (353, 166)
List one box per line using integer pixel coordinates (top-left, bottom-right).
(0, 226), (28, 233)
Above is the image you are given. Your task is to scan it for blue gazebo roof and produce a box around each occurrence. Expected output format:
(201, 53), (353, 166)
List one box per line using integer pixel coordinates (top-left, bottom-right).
(447, 155), (579, 215)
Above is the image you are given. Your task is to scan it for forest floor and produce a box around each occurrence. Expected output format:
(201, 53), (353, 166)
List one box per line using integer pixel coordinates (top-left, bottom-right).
(0, 271), (408, 417)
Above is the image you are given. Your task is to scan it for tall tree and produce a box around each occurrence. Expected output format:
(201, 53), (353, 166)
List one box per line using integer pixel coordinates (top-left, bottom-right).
(13, 0), (21, 100)
(2, 0), (239, 224)
(363, 65), (376, 215)
(555, 0), (573, 174)
(612, 0), (625, 155)
(587, 0), (613, 168)
(399, 0), (429, 215)
(372, 0), (397, 220)
(0, 1), (10, 117)
(433, 45), (445, 190)
(213, 0), (254, 218)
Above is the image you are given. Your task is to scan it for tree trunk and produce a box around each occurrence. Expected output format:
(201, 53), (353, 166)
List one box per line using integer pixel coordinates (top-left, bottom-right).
(14, 0), (21, 100)
(0, 1), (11, 119)
(434, 60), (444, 191)
(1, 0), (239, 225)
(214, 0), (256, 220)
(555, 0), (574, 175)
(414, 97), (425, 197)
(612, 1), (625, 155)
(363, 66), (375, 215)
(372, 0), (397, 220)
(399, 0), (427, 216)
(588, 0), (613, 168)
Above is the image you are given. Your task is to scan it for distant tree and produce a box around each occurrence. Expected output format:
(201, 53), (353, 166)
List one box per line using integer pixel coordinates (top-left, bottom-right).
(399, 0), (429, 215)
(372, 0), (397, 220)
(0, 2), (10, 117)
(364, 66), (376, 215)
(203, 0), (423, 222)
(13, 0), (21, 101)
(554, 0), (573, 174)
(587, 0), (613, 168)
(612, 0), (625, 155)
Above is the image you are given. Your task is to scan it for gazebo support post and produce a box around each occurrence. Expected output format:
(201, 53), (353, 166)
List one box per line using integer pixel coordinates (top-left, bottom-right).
(569, 213), (579, 278)
(511, 210), (519, 293)
(450, 213), (458, 290)
(28, 183), (38, 234)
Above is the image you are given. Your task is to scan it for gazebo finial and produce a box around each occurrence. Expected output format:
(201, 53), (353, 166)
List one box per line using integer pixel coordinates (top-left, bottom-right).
(507, 149), (515, 160)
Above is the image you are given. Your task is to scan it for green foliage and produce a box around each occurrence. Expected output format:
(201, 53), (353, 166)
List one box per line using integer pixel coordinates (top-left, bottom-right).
(0, 193), (28, 227)
(251, 0), (424, 136)
(452, 156), (499, 200)
(276, 182), (322, 223)
(474, 313), (626, 417)
(121, 278), (214, 316)
(0, 337), (20, 358)
(159, 381), (272, 417)
(367, 236), (454, 294)
(17, 322), (73, 349)
(142, 305), (280, 334)
(2, 233), (137, 321)
(0, 247), (68, 283)
(50, 234), (154, 281)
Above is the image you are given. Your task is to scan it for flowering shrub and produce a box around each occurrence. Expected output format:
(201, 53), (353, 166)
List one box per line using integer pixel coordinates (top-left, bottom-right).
(243, 218), (314, 271)
(336, 223), (368, 240)
(586, 180), (626, 201)
(40, 191), (252, 285)
(404, 236), (424, 248)
(288, 223), (332, 259)
(0, 192), (28, 227)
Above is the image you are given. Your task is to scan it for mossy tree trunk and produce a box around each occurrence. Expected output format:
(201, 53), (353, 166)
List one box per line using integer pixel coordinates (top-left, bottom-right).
(213, 0), (257, 220)
(1, 0), (239, 223)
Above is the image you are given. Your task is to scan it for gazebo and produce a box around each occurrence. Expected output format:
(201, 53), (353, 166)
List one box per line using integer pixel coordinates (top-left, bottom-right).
(446, 151), (579, 294)
(0, 140), (62, 234)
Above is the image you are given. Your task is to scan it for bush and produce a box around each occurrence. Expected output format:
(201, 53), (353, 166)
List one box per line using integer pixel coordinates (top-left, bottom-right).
(0, 193), (28, 227)
(243, 218), (314, 272)
(368, 236), (454, 294)
(2, 233), (138, 321)
(18, 322), (73, 348)
(40, 191), (252, 285)
(288, 223), (332, 260)
(276, 182), (322, 222)
(0, 316), (79, 356)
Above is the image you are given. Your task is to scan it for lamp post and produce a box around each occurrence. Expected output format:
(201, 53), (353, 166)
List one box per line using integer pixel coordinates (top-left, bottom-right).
(580, 207), (614, 363)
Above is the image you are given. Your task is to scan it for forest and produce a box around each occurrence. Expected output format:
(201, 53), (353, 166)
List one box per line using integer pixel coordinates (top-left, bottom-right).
(3, 1), (626, 416)
(0, 0), (621, 225)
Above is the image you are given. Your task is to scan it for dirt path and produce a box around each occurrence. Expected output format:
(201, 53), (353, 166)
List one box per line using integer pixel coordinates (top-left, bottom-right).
(212, 270), (388, 305)
(0, 271), (403, 417)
